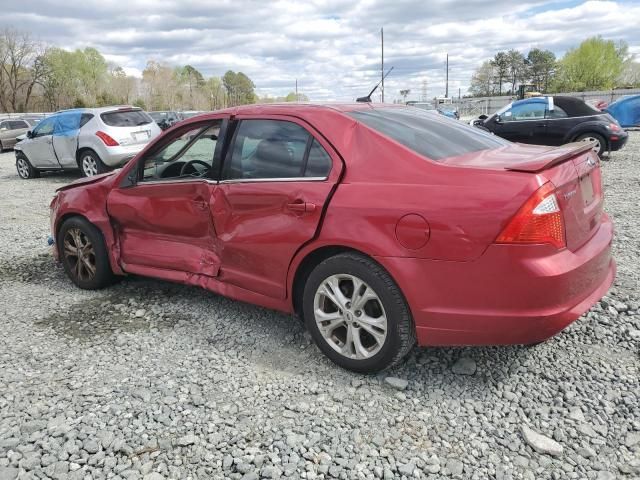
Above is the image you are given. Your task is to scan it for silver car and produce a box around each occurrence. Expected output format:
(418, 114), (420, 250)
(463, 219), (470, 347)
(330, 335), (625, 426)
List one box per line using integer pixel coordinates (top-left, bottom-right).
(0, 118), (37, 151)
(14, 106), (161, 179)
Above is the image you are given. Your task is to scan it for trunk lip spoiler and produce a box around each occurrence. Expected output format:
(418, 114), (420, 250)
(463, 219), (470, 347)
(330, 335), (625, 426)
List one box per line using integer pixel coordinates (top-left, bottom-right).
(505, 142), (594, 173)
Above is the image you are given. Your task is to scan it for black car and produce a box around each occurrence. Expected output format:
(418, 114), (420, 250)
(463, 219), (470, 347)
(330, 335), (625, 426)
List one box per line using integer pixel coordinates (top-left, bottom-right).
(472, 96), (628, 156)
(148, 111), (181, 130)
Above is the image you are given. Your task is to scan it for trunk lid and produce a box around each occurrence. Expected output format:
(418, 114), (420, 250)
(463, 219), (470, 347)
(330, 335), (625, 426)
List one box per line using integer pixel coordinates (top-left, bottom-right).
(443, 142), (604, 252)
(540, 148), (603, 252)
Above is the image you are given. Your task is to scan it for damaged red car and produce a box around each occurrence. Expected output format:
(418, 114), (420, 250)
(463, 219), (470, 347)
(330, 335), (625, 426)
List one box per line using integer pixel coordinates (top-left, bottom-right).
(50, 104), (615, 372)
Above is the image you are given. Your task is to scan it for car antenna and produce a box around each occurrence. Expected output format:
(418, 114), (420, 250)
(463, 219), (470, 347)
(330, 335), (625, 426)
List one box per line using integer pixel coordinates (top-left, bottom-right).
(356, 67), (394, 103)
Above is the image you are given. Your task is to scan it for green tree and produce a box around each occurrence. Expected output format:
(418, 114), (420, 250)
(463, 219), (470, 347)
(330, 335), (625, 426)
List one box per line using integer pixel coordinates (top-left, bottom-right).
(222, 70), (256, 106)
(284, 91), (309, 102)
(399, 89), (410, 102)
(554, 37), (630, 91)
(506, 49), (526, 94)
(490, 51), (509, 95)
(526, 49), (556, 92)
(178, 65), (205, 108)
(469, 60), (495, 96)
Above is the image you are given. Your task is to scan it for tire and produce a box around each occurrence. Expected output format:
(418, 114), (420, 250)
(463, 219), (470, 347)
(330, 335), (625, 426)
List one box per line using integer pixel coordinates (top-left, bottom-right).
(0, 140), (4, 152)
(302, 253), (415, 373)
(575, 132), (606, 157)
(79, 150), (108, 177)
(15, 153), (40, 179)
(57, 217), (115, 290)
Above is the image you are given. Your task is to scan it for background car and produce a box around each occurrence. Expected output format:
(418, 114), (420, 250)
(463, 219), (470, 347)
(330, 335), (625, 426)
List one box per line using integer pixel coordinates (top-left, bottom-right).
(49, 104), (614, 373)
(471, 96), (628, 156)
(149, 111), (182, 130)
(14, 106), (161, 179)
(605, 94), (640, 128)
(0, 118), (32, 151)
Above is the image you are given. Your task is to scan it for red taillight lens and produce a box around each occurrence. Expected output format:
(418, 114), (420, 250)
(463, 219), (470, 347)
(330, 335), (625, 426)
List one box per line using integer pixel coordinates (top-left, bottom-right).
(495, 182), (566, 249)
(95, 131), (119, 146)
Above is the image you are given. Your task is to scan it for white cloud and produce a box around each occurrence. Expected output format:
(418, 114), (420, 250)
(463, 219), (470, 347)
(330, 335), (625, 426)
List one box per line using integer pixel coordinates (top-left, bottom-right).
(1, 0), (638, 101)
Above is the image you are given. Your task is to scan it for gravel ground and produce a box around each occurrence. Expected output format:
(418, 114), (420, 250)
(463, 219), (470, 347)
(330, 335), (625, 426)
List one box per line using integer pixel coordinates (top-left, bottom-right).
(0, 136), (638, 480)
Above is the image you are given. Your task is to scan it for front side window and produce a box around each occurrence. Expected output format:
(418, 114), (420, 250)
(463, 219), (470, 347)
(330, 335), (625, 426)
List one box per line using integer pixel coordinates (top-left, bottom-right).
(32, 117), (56, 137)
(504, 103), (546, 121)
(142, 121), (221, 181)
(224, 119), (331, 180)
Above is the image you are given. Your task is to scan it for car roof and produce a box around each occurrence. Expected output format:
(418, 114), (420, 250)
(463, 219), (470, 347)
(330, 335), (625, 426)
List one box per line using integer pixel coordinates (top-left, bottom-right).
(192, 102), (404, 117)
(510, 96), (600, 117)
(55, 106), (144, 115)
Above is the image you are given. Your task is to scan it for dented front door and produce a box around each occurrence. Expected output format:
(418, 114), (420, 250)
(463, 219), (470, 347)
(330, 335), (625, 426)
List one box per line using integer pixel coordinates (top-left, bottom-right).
(107, 180), (220, 276)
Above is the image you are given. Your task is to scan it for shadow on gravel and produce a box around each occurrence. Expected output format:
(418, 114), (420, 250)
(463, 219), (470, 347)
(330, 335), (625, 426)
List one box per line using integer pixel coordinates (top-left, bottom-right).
(0, 253), (61, 285)
(35, 290), (184, 341)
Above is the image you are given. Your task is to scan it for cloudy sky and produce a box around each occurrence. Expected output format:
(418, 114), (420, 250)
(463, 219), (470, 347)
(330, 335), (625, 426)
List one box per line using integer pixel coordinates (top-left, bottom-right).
(2, 0), (639, 102)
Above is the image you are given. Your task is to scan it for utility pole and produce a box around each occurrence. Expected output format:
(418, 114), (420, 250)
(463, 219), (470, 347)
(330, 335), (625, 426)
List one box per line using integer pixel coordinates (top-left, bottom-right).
(295, 79), (298, 102)
(445, 53), (449, 98)
(381, 27), (384, 103)
(421, 79), (427, 102)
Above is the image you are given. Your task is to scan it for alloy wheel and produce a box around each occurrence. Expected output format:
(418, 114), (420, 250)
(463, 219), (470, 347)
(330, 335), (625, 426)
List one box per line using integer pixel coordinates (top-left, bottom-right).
(82, 155), (98, 177)
(63, 228), (97, 281)
(580, 136), (601, 154)
(16, 158), (30, 179)
(313, 274), (388, 360)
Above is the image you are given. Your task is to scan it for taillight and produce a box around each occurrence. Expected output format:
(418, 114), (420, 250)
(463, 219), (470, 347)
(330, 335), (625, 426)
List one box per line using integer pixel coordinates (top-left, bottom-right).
(495, 182), (566, 249)
(608, 123), (621, 132)
(96, 131), (119, 146)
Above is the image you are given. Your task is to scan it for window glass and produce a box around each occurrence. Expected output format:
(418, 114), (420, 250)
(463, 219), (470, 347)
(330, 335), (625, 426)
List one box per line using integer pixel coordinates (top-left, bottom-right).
(0, 121), (8, 130)
(349, 108), (508, 161)
(32, 117), (56, 137)
(142, 121), (221, 181)
(546, 106), (568, 119)
(305, 139), (332, 177)
(504, 102), (546, 121)
(55, 113), (82, 135)
(225, 120), (310, 179)
(8, 120), (28, 129)
(101, 109), (152, 127)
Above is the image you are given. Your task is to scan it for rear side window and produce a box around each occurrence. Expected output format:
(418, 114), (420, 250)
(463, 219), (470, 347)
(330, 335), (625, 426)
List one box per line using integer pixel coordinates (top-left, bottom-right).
(101, 109), (152, 127)
(8, 120), (28, 129)
(224, 119), (331, 180)
(349, 108), (508, 161)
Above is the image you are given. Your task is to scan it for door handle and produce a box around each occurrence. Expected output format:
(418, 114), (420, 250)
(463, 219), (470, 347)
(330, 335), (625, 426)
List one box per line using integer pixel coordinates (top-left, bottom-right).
(287, 200), (316, 213)
(535, 123), (547, 128)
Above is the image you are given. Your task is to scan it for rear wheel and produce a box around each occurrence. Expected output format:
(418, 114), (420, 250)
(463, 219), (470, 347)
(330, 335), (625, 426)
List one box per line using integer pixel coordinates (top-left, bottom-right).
(16, 153), (40, 179)
(57, 217), (115, 289)
(576, 133), (606, 157)
(79, 150), (108, 177)
(302, 253), (415, 373)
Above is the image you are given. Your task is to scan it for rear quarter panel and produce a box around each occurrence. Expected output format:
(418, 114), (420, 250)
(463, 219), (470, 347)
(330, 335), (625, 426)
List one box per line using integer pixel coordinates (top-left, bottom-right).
(314, 122), (542, 261)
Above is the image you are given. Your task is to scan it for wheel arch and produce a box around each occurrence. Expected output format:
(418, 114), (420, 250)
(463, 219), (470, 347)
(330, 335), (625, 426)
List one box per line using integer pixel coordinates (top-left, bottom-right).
(289, 244), (408, 320)
(76, 147), (100, 168)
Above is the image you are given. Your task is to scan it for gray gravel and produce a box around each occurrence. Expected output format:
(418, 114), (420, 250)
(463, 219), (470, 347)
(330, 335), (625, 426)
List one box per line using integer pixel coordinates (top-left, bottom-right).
(1, 135), (639, 480)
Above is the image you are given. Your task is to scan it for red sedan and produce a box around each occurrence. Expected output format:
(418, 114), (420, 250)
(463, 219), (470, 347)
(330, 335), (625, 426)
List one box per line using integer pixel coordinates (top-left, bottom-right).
(49, 104), (615, 372)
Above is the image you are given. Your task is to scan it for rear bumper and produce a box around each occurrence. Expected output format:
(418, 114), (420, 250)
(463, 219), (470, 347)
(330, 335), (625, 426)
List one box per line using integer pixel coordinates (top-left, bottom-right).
(97, 144), (145, 167)
(609, 131), (628, 151)
(376, 214), (615, 346)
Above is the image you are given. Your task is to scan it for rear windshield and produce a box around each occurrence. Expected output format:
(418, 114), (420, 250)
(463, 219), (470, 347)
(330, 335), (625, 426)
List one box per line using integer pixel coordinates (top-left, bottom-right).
(348, 107), (509, 161)
(101, 109), (152, 127)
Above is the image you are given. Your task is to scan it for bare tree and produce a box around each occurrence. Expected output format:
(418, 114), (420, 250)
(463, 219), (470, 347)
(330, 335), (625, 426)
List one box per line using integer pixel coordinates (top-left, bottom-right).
(0, 29), (48, 112)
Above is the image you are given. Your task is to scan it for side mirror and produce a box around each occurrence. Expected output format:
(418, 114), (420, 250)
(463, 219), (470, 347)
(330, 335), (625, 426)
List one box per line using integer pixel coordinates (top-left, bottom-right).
(478, 114), (488, 120)
(26, 130), (33, 138)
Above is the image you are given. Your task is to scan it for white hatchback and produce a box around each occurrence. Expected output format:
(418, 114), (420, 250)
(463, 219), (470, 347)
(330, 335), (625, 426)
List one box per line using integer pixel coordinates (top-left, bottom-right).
(14, 106), (162, 178)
